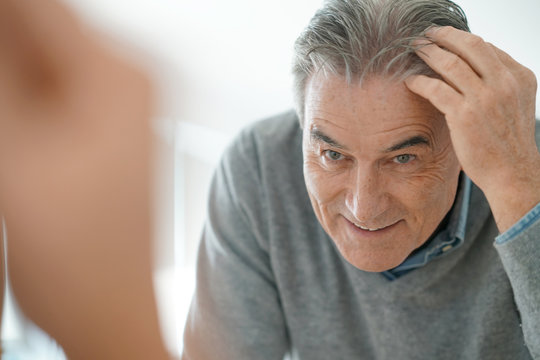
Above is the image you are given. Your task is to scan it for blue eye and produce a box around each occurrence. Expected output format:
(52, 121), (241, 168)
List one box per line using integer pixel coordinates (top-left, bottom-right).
(394, 154), (415, 164)
(324, 150), (344, 161)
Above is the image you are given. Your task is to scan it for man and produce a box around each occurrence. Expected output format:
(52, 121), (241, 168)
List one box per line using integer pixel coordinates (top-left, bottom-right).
(183, 0), (540, 359)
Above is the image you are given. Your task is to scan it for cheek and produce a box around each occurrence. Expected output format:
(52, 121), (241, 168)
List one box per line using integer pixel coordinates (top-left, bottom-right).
(303, 159), (345, 206)
(303, 161), (330, 202)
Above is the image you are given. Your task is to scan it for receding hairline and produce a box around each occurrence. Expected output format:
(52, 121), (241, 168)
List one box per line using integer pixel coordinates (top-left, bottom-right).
(292, 0), (470, 125)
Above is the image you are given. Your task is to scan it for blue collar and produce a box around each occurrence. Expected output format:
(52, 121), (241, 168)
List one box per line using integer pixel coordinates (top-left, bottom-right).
(382, 174), (472, 281)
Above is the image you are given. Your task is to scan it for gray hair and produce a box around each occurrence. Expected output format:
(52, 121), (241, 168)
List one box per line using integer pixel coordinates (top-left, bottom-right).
(292, 0), (469, 124)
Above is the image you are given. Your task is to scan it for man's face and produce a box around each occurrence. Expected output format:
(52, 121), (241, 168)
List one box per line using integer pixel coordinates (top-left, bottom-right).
(302, 74), (461, 272)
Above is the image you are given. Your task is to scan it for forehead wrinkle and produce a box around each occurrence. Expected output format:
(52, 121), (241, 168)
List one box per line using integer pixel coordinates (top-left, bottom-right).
(369, 121), (439, 144)
(309, 94), (443, 138)
(309, 116), (350, 131)
(305, 97), (351, 131)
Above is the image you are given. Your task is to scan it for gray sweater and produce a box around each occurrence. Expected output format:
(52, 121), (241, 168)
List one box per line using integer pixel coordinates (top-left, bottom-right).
(183, 110), (540, 360)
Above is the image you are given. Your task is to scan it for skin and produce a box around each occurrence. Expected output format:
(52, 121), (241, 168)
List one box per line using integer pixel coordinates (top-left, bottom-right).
(0, 0), (170, 359)
(406, 27), (540, 233)
(302, 74), (461, 272)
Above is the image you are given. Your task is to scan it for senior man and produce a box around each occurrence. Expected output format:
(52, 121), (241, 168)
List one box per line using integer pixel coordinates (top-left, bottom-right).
(183, 0), (540, 359)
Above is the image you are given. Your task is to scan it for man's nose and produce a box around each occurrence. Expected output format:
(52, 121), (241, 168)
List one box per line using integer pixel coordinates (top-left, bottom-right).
(345, 166), (387, 223)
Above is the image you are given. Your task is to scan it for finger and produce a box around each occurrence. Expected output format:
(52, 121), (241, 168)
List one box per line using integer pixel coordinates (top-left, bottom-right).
(488, 43), (538, 90)
(486, 43), (520, 71)
(426, 26), (505, 79)
(405, 74), (463, 117)
(414, 40), (483, 95)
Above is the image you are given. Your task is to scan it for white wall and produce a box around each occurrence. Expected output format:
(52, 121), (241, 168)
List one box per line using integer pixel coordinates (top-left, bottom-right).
(3, 0), (539, 358)
(66, 0), (540, 125)
(460, 0), (540, 86)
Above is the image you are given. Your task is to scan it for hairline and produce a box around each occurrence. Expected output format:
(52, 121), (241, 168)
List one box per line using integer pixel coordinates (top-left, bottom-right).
(292, 0), (470, 126)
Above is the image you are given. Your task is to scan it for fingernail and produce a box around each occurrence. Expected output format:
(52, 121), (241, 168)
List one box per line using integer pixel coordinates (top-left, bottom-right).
(426, 26), (440, 35)
(411, 38), (430, 48)
(405, 75), (418, 84)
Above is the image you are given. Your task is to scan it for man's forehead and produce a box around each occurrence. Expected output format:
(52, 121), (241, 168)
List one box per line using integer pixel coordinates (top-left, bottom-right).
(304, 75), (446, 140)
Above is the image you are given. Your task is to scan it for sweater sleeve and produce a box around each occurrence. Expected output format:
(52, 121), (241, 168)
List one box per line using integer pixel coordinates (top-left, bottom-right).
(182, 128), (289, 360)
(493, 120), (540, 358)
(495, 203), (540, 359)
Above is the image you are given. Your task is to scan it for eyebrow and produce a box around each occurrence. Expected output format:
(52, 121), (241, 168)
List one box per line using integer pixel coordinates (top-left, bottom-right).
(310, 128), (430, 152)
(310, 128), (347, 149)
(385, 136), (430, 152)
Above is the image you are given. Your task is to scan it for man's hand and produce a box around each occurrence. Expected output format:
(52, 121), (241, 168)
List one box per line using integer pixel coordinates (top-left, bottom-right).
(0, 0), (169, 359)
(406, 26), (540, 233)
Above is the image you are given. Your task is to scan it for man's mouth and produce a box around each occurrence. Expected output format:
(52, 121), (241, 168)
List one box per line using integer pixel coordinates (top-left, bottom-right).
(351, 220), (400, 232)
(353, 223), (386, 232)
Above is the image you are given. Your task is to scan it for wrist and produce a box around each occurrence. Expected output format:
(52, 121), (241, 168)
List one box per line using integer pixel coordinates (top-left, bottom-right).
(483, 172), (540, 233)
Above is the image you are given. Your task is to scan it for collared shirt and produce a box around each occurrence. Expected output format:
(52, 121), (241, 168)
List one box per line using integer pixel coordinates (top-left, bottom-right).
(381, 175), (472, 281)
(382, 174), (540, 281)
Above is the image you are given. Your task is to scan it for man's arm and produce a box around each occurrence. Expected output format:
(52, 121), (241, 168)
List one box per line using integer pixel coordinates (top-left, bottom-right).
(183, 129), (289, 360)
(405, 26), (540, 358)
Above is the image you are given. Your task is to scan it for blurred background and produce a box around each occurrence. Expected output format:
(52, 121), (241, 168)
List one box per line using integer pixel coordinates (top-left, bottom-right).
(1, 0), (539, 358)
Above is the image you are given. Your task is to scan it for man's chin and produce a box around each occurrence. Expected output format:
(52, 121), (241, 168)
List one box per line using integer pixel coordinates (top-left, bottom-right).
(341, 250), (408, 273)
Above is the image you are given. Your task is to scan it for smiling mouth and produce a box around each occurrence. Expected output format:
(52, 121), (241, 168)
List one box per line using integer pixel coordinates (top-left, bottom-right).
(352, 220), (399, 232)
